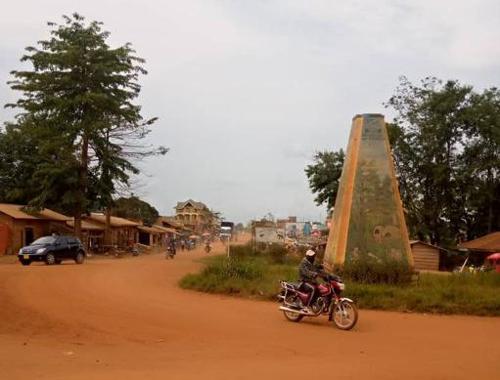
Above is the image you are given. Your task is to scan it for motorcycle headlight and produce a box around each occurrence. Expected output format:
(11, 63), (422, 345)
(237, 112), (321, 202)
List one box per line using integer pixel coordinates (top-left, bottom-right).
(338, 283), (345, 291)
(36, 248), (46, 254)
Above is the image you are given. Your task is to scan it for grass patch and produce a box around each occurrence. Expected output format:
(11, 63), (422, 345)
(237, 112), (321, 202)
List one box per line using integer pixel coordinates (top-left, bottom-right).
(180, 244), (500, 316)
(348, 273), (500, 316)
(180, 255), (297, 300)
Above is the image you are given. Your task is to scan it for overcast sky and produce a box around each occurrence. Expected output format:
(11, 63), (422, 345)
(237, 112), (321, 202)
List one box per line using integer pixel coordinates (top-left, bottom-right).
(1, 1), (499, 223)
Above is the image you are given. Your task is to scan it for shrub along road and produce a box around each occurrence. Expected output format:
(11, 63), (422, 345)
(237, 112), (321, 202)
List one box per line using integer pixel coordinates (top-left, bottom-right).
(180, 250), (500, 316)
(0, 242), (498, 379)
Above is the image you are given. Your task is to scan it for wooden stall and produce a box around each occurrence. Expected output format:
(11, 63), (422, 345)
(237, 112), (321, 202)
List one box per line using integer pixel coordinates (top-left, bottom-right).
(410, 240), (444, 271)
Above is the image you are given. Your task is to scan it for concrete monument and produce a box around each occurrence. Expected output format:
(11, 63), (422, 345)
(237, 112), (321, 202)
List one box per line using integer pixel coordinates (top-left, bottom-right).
(324, 114), (413, 269)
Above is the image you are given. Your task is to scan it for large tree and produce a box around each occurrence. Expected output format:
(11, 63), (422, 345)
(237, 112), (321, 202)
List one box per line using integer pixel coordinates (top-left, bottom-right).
(113, 195), (159, 226)
(2, 14), (166, 236)
(387, 77), (499, 244)
(305, 150), (345, 211)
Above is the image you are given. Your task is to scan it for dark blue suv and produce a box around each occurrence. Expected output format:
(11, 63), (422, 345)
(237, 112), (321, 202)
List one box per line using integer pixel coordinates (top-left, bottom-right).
(18, 235), (86, 266)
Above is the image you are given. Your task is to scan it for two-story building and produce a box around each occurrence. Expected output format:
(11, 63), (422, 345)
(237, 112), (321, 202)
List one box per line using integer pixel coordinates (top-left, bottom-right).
(174, 199), (216, 234)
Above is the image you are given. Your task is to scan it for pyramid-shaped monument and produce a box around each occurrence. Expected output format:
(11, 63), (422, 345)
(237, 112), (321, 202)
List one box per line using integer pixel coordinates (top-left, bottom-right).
(324, 114), (413, 269)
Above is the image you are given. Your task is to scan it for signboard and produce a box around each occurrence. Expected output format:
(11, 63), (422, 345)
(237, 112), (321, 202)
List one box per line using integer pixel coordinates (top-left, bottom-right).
(254, 227), (285, 243)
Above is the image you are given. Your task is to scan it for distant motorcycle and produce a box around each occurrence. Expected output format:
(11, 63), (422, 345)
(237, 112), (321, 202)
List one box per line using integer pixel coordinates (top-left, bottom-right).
(277, 273), (358, 330)
(204, 244), (211, 253)
(166, 245), (176, 259)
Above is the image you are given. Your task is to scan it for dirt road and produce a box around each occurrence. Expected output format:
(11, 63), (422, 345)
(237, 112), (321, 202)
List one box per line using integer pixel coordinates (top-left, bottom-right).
(1, 244), (498, 380)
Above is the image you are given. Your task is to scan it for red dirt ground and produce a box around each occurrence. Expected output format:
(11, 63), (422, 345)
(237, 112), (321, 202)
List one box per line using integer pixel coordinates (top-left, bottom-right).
(0, 242), (498, 380)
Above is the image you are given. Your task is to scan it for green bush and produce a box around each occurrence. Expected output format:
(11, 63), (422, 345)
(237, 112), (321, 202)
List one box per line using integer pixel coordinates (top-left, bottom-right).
(179, 253), (297, 299)
(179, 243), (500, 316)
(340, 258), (414, 285)
(204, 256), (263, 280)
(229, 244), (258, 259)
(229, 242), (298, 265)
(266, 244), (290, 264)
(347, 272), (500, 316)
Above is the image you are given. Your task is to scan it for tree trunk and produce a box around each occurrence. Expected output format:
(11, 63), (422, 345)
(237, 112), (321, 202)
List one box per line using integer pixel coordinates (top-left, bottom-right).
(487, 168), (493, 234)
(75, 133), (89, 240)
(74, 212), (82, 240)
(105, 207), (112, 246)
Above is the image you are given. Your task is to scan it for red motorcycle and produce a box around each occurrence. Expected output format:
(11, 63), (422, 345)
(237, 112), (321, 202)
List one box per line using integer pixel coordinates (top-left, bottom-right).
(278, 273), (358, 330)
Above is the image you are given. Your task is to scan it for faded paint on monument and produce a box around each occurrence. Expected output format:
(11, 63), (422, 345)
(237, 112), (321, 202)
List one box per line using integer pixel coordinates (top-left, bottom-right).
(324, 114), (413, 268)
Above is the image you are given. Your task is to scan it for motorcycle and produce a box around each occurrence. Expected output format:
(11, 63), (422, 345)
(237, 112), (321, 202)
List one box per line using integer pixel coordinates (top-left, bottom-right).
(166, 245), (176, 259)
(277, 273), (358, 330)
(204, 244), (211, 253)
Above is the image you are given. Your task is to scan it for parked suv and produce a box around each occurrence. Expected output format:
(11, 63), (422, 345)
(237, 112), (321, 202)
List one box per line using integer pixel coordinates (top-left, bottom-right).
(18, 235), (86, 266)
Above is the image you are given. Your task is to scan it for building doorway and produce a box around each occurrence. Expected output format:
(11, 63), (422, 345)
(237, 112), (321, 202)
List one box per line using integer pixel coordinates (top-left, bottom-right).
(0, 223), (10, 255)
(24, 227), (35, 245)
(139, 231), (150, 246)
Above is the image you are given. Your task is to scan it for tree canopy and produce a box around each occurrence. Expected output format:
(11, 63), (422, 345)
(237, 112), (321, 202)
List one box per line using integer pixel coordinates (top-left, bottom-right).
(113, 196), (159, 226)
(305, 150), (345, 211)
(387, 77), (499, 245)
(1, 13), (166, 236)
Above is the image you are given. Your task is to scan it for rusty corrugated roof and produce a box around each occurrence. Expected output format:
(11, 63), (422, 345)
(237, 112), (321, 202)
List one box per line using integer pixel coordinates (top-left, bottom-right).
(460, 232), (500, 252)
(86, 213), (139, 227)
(152, 225), (178, 234)
(175, 199), (208, 211)
(156, 216), (184, 229)
(66, 219), (104, 231)
(409, 240), (447, 251)
(138, 225), (166, 234)
(0, 203), (70, 221)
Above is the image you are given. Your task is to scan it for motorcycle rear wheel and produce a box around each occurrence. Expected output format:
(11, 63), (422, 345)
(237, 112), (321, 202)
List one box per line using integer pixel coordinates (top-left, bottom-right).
(283, 295), (304, 322)
(332, 300), (358, 330)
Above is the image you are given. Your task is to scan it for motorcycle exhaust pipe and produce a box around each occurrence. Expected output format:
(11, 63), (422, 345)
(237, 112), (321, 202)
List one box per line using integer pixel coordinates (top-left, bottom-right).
(279, 306), (313, 316)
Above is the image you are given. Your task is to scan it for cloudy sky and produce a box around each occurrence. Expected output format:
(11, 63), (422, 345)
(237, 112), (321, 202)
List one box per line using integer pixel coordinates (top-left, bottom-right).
(1, 1), (499, 223)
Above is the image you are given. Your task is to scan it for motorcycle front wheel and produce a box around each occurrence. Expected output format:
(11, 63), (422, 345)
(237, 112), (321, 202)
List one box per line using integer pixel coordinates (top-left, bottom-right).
(332, 300), (358, 330)
(283, 294), (304, 323)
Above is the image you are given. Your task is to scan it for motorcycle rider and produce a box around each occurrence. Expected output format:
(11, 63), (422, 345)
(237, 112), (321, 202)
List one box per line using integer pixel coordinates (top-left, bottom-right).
(299, 248), (320, 310)
(168, 239), (176, 256)
(204, 239), (211, 253)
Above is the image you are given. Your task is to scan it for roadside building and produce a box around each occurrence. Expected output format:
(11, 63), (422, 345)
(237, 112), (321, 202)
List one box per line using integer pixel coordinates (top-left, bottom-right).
(137, 225), (168, 248)
(66, 219), (105, 252)
(156, 216), (184, 232)
(0, 204), (70, 255)
(410, 240), (446, 272)
(156, 216), (186, 241)
(459, 231), (500, 264)
(83, 213), (139, 249)
(277, 216), (297, 229)
(174, 200), (216, 234)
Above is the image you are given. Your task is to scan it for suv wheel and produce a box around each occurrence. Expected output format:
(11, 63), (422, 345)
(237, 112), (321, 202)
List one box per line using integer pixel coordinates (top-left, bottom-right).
(45, 253), (56, 265)
(75, 251), (85, 264)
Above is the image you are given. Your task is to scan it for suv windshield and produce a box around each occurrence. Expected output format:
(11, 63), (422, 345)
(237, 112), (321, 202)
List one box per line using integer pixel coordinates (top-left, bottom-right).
(30, 236), (56, 245)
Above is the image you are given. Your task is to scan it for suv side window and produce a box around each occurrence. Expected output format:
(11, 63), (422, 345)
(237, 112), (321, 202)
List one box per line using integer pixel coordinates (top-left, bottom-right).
(56, 237), (68, 245)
